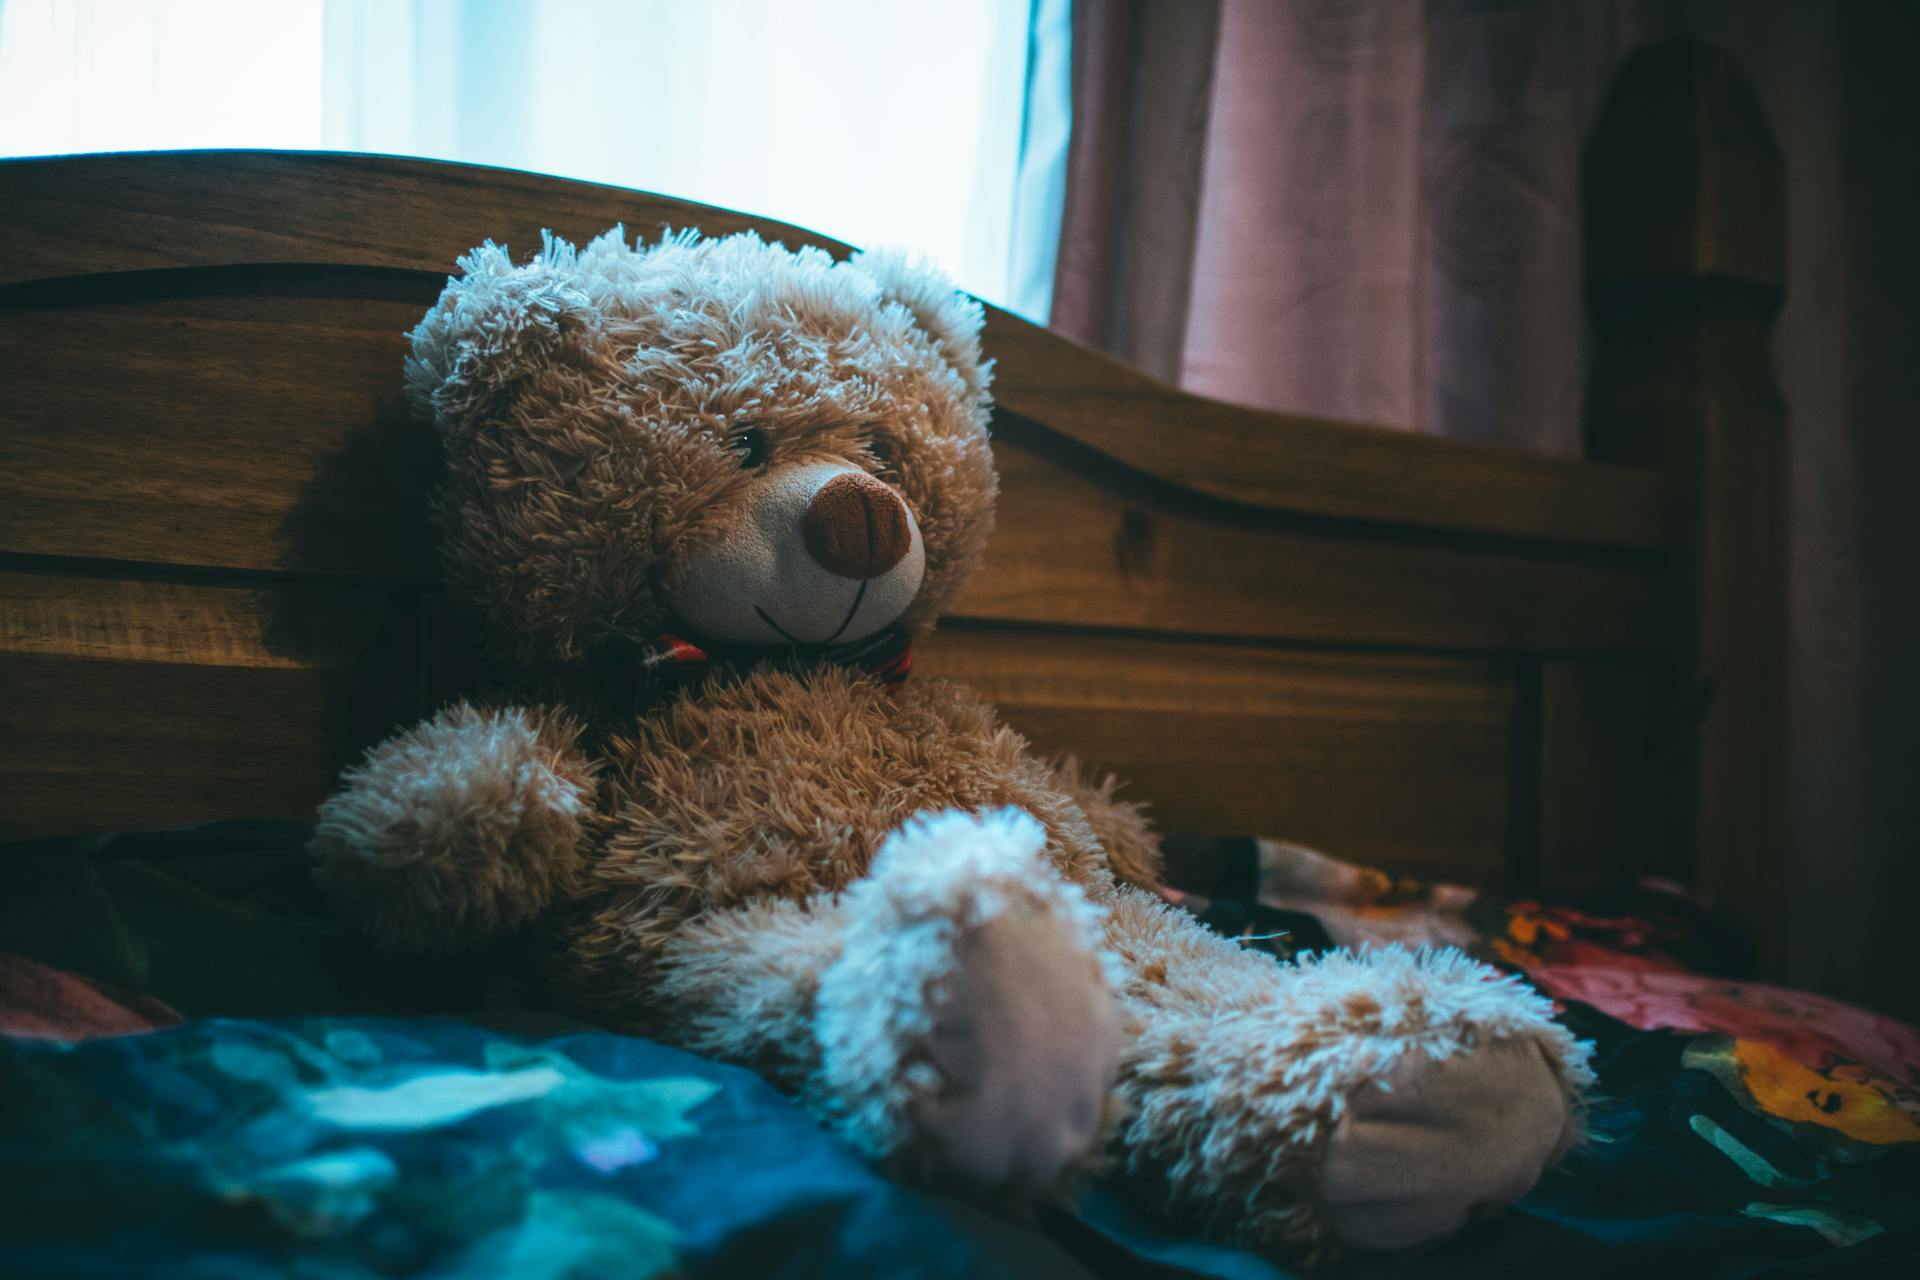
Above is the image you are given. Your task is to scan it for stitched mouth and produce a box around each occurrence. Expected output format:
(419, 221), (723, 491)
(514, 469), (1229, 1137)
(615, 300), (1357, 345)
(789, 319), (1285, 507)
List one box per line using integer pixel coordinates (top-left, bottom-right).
(755, 578), (869, 648)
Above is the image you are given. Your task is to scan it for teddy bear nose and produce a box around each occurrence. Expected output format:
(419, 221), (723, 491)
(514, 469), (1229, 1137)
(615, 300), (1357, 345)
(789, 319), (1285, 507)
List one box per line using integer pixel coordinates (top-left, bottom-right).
(803, 471), (912, 580)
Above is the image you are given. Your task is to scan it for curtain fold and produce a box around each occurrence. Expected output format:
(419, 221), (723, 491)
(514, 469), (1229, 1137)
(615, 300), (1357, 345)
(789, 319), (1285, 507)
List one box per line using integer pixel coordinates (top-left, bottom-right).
(1049, 0), (1220, 382)
(1182, 0), (1429, 429)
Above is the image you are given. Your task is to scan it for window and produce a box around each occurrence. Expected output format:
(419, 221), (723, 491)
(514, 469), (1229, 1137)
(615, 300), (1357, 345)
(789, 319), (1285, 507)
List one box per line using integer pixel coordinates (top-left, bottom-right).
(0, 0), (1068, 318)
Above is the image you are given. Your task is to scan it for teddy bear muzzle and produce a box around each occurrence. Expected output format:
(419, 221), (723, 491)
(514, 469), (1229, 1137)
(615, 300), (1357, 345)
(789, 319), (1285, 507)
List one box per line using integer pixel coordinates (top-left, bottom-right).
(666, 459), (928, 647)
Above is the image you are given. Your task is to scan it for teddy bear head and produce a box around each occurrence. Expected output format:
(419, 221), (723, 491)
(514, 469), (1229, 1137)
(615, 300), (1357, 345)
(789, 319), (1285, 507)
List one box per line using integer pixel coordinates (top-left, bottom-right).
(404, 229), (997, 665)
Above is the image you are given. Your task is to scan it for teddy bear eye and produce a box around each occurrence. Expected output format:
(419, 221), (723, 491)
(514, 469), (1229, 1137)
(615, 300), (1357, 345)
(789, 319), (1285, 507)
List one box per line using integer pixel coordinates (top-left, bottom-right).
(726, 425), (769, 470)
(865, 431), (897, 472)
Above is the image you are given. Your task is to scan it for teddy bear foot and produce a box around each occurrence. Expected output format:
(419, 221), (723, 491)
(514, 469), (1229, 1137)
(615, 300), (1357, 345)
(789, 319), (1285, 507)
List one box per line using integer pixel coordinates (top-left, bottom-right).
(1320, 1036), (1573, 1250)
(914, 897), (1124, 1191)
(815, 807), (1122, 1191)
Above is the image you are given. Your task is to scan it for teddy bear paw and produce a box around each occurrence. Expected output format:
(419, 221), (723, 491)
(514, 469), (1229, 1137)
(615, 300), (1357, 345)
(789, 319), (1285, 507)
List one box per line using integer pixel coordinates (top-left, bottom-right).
(913, 898), (1123, 1192)
(1319, 1036), (1572, 1251)
(817, 808), (1122, 1187)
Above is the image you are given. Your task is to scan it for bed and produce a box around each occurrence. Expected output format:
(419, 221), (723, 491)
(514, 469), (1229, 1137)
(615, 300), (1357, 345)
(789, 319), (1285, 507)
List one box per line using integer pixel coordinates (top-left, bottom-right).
(0, 42), (1913, 1279)
(0, 153), (1689, 889)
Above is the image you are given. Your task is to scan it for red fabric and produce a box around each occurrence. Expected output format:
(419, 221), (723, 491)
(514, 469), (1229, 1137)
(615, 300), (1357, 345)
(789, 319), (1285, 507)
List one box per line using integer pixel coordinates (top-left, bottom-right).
(649, 626), (913, 696)
(0, 952), (180, 1041)
(1523, 964), (1920, 1086)
(1482, 895), (1920, 1082)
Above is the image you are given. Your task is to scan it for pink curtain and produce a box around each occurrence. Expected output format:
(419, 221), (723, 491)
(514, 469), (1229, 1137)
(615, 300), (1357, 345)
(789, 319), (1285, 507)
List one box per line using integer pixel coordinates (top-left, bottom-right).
(1052, 0), (1920, 1023)
(1048, 0), (1221, 383)
(1060, 0), (1649, 449)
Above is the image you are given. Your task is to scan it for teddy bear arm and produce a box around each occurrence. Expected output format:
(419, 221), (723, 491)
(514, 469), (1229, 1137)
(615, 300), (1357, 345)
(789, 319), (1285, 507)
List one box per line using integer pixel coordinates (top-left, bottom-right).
(1099, 885), (1592, 1259)
(309, 701), (597, 955)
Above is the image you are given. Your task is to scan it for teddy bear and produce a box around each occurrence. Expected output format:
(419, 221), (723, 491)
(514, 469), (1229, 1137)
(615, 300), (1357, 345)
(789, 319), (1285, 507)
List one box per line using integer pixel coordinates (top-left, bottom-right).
(308, 228), (1592, 1259)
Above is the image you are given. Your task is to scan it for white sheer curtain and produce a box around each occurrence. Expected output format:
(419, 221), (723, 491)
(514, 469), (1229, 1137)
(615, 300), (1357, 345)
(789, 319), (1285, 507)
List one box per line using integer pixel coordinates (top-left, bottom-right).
(0, 0), (1069, 318)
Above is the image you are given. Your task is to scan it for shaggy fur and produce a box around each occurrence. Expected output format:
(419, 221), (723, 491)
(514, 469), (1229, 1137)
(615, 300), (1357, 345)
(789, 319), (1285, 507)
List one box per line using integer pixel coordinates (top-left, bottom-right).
(404, 229), (997, 665)
(531, 664), (1118, 1028)
(310, 704), (596, 953)
(311, 230), (1594, 1262)
(1098, 887), (1592, 1255)
(1045, 757), (1164, 890)
(813, 808), (1117, 1167)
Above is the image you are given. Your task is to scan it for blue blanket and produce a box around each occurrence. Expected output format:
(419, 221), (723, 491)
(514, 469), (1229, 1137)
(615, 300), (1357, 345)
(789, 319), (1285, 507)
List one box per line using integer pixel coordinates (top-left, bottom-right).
(0, 1016), (1099, 1279)
(4, 1008), (1917, 1279)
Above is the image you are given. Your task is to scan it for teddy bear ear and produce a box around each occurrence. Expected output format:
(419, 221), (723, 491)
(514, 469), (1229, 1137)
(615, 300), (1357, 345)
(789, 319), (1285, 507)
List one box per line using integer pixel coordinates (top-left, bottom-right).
(404, 231), (603, 441)
(852, 248), (991, 401)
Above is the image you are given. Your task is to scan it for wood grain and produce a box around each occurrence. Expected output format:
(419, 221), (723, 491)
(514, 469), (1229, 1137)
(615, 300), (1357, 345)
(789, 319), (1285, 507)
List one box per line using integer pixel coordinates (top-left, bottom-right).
(1581, 45), (1785, 289)
(1, 151), (1668, 550)
(0, 572), (397, 669)
(984, 311), (1668, 549)
(966, 425), (1656, 653)
(1535, 660), (1660, 888)
(919, 627), (1517, 885)
(0, 273), (1660, 655)
(0, 150), (850, 288)
(1585, 40), (1789, 972)
(0, 573), (418, 840)
(0, 284), (438, 577)
(0, 660), (343, 840)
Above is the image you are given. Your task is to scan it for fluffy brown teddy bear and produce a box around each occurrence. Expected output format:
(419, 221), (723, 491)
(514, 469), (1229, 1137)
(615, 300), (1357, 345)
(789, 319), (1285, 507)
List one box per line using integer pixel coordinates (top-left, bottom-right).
(309, 229), (1593, 1258)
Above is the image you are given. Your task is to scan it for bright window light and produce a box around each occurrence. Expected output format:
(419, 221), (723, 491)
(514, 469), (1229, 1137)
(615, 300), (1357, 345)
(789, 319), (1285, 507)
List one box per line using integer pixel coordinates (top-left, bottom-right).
(0, 0), (1066, 318)
(0, 1), (326, 153)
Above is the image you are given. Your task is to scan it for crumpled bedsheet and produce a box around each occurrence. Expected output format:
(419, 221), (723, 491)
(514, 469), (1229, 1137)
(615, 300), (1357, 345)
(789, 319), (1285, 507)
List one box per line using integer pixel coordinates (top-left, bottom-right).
(1, 822), (1915, 1279)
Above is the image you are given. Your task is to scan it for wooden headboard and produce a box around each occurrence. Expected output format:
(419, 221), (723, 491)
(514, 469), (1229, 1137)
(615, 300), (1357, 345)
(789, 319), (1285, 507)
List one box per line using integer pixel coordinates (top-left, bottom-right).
(0, 47), (1786, 946)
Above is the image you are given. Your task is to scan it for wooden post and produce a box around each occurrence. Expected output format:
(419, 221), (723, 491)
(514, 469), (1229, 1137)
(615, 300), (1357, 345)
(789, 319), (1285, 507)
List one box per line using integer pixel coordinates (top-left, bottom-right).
(1584, 40), (1789, 974)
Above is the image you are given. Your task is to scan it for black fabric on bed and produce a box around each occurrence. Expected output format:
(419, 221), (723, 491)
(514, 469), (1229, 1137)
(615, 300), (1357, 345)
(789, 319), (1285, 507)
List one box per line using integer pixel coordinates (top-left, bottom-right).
(0, 821), (513, 1020)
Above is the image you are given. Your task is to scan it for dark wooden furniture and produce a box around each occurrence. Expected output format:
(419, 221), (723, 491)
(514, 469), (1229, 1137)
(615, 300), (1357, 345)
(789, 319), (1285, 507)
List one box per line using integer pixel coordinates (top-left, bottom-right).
(0, 46), (1785, 957)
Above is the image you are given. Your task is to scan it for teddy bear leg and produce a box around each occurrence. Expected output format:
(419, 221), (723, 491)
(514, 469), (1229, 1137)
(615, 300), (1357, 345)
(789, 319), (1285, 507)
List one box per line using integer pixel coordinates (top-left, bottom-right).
(818, 807), (1125, 1191)
(660, 807), (1124, 1192)
(651, 891), (855, 1092)
(1100, 885), (1592, 1258)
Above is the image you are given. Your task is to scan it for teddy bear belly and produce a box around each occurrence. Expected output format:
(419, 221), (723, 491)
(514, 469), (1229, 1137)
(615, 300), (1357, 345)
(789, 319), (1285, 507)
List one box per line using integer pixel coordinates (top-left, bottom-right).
(591, 664), (1106, 914)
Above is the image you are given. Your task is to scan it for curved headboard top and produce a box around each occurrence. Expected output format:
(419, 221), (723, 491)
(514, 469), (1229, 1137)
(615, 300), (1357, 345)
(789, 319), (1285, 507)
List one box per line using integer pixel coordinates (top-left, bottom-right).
(1, 150), (1663, 549)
